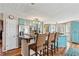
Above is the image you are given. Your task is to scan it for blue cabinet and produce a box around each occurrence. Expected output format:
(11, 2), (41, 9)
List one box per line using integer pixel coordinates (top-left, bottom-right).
(18, 18), (26, 25)
(71, 21), (79, 43)
(56, 36), (67, 48)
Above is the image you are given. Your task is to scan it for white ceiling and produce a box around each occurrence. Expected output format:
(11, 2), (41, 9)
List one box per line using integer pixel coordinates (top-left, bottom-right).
(0, 3), (79, 23)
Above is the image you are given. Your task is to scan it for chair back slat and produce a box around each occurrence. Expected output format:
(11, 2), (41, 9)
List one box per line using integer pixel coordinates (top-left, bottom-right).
(36, 34), (46, 47)
(47, 32), (58, 46)
(48, 33), (56, 43)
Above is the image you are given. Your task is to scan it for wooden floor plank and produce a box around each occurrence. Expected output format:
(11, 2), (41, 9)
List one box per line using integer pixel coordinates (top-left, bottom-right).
(0, 48), (66, 56)
(0, 48), (21, 56)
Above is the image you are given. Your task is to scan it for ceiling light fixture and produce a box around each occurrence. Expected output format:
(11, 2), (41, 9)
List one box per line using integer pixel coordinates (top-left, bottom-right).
(31, 3), (35, 5)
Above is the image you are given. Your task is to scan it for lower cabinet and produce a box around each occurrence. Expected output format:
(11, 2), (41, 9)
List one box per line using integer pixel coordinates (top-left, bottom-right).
(56, 35), (67, 48)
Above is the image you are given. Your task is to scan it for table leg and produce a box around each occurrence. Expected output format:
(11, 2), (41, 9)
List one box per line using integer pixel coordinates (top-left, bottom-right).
(21, 40), (29, 56)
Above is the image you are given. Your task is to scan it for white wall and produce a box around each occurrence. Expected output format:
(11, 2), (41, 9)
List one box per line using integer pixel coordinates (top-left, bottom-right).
(2, 12), (19, 52)
(0, 10), (34, 51)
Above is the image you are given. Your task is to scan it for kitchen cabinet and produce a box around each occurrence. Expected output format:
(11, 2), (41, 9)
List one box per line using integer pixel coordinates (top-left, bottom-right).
(71, 21), (79, 43)
(57, 35), (67, 48)
(66, 21), (79, 44)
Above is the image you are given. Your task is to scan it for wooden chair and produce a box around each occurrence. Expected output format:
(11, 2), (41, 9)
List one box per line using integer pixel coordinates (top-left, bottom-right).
(47, 32), (57, 56)
(29, 34), (46, 56)
(55, 32), (59, 52)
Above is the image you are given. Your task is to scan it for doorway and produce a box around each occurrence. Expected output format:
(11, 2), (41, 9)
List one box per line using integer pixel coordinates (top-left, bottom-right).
(0, 20), (3, 55)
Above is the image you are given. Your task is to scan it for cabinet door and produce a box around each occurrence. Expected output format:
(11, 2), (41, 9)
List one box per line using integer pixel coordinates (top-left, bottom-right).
(18, 18), (26, 25)
(71, 21), (79, 43)
(56, 36), (67, 48)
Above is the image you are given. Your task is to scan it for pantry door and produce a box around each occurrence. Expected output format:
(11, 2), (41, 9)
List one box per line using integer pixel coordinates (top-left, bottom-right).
(6, 19), (18, 50)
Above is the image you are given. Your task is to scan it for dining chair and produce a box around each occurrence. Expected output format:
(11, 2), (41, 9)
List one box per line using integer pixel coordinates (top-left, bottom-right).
(55, 32), (59, 52)
(47, 32), (57, 56)
(29, 34), (46, 56)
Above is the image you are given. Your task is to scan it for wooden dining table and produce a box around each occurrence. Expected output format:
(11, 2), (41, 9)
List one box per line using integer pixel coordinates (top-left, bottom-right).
(20, 34), (48, 56)
(20, 33), (62, 56)
(19, 36), (35, 56)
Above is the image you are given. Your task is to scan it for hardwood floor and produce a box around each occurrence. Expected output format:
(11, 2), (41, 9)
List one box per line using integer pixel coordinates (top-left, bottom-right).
(0, 48), (66, 56)
(46, 48), (66, 56)
(53, 48), (66, 56)
(0, 42), (2, 56)
(3, 48), (21, 56)
(1, 40), (79, 56)
(0, 48), (21, 56)
(1, 43), (79, 56)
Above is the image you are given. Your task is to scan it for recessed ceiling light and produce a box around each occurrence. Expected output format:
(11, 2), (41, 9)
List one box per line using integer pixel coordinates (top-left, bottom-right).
(31, 3), (35, 5)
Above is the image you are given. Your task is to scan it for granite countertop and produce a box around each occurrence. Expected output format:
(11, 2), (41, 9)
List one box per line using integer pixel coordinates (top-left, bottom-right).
(59, 35), (66, 37)
(56, 32), (66, 37)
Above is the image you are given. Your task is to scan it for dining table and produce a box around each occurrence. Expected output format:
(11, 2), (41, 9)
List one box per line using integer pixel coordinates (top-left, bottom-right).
(20, 32), (62, 56)
(19, 35), (35, 56)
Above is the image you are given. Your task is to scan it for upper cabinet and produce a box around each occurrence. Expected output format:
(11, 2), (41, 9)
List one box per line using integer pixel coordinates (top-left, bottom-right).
(18, 18), (31, 36)
(18, 18), (26, 25)
(18, 18), (43, 34)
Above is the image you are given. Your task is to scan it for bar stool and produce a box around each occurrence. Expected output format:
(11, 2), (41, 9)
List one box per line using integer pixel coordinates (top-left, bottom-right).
(29, 34), (46, 56)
